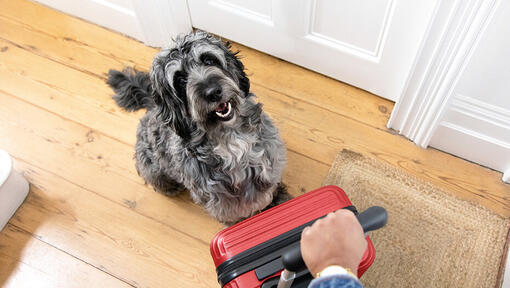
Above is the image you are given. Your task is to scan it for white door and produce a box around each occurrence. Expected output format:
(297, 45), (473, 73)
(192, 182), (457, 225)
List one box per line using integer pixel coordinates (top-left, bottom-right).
(187, 0), (439, 101)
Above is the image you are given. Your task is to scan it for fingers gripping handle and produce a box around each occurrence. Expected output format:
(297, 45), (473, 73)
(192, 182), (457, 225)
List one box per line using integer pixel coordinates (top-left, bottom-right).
(281, 206), (388, 273)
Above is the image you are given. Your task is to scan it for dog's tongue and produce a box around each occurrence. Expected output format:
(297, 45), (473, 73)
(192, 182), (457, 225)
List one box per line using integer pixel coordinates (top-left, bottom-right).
(216, 102), (227, 113)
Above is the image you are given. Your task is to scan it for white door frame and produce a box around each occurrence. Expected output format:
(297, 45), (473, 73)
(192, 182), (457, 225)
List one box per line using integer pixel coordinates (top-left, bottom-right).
(387, 0), (501, 147)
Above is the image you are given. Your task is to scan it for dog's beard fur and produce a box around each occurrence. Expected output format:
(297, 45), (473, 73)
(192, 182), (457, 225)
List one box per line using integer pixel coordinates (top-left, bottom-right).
(107, 31), (290, 224)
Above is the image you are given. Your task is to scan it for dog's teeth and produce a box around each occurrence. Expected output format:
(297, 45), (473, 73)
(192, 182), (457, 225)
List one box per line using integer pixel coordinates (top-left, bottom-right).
(215, 102), (232, 118)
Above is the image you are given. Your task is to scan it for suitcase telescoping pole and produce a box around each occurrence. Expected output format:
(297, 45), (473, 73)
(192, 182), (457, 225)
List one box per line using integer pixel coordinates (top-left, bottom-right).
(277, 206), (388, 288)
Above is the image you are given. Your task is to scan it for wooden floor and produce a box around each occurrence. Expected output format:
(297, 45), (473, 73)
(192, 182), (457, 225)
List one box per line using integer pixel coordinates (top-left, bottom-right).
(0, 1), (509, 287)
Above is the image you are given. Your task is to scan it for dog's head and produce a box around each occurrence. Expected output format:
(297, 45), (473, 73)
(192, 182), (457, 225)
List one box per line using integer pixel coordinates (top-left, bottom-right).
(150, 31), (252, 140)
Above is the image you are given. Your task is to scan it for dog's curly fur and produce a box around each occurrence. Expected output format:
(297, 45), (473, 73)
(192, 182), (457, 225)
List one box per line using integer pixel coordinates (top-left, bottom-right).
(107, 32), (291, 224)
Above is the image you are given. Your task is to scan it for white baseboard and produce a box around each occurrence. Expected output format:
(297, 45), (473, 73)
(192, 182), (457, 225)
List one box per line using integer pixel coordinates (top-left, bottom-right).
(447, 94), (510, 143)
(429, 121), (510, 174)
(428, 93), (510, 175)
(34, 0), (144, 42)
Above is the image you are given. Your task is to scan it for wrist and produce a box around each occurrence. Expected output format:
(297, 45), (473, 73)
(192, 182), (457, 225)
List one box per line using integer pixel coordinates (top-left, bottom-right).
(315, 265), (358, 279)
(311, 259), (357, 276)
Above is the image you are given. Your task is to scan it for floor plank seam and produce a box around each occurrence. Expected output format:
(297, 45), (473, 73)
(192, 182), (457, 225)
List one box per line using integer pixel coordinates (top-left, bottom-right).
(0, 88), (133, 147)
(285, 148), (330, 166)
(0, 36), (108, 81)
(0, 12), (151, 67)
(7, 223), (138, 287)
(251, 80), (393, 133)
(0, 14), (62, 41)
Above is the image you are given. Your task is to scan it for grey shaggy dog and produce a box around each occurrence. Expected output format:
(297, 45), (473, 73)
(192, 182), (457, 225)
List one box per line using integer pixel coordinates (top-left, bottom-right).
(107, 31), (291, 225)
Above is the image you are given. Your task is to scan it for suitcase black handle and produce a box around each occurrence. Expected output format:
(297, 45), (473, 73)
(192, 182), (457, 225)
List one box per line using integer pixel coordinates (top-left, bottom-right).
(281, 206), (388, 273)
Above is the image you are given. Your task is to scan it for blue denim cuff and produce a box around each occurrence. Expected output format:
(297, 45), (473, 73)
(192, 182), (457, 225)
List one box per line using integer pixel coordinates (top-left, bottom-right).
(308, 274), (363, 288)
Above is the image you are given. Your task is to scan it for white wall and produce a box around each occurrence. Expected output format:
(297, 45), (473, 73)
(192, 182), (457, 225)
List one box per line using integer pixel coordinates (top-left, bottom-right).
(455, 4), (510, 111)
(429, 0), (510, 175)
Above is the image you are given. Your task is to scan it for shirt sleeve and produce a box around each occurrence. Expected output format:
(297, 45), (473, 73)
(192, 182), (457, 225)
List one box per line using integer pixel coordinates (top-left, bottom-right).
(307, 274), (363, 288)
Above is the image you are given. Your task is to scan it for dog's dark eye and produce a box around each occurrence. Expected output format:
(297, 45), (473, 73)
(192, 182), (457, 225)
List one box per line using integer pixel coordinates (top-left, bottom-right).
(203, 58), (214, 66)
(201, 53), (219, 66)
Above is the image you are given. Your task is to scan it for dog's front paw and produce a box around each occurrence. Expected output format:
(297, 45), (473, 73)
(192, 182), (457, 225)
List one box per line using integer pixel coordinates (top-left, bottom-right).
(153, 187), (183, 197)
(150, 174), (186, 197)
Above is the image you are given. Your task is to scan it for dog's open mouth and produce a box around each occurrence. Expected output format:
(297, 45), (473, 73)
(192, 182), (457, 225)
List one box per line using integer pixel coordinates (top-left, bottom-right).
(215, 100), (234, 121)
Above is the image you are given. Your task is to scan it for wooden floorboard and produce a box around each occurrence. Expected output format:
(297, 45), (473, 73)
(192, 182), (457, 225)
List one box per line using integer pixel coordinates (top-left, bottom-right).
(0, 224), (133, 288)
(0, 0), (508, 287)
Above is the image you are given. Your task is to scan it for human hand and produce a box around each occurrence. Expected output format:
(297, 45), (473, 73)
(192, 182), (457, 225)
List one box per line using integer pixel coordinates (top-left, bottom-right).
(300, 209), (367, 276)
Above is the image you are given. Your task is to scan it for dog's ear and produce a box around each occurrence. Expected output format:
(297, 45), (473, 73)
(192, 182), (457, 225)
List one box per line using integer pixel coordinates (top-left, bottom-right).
(227, 49), (250, 97)
(237, 67), (250, 96)
(151, 55), (194, 140)
(220, 40), (250, 96)
(234, 55), (250, 96)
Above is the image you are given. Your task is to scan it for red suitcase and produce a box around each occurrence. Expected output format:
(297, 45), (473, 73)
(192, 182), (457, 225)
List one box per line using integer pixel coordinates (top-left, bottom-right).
(210, 185), (376, 288)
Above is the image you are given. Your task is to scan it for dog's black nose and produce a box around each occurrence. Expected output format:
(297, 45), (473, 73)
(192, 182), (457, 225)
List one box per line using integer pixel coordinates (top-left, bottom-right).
(204, 86), (222, 102)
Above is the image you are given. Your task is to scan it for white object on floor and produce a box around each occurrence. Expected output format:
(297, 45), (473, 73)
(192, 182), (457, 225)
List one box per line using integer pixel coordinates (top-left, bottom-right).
(504, 249), (510, 288)
(0, 149), (29, 231)
(503, 169), (510, 184)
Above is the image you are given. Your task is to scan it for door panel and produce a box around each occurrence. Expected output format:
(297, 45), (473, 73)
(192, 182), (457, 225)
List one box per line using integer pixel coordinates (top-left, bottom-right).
(311, 0), (393, 54)
(216, 0), (273, 19)
(208, 0), (275, 26)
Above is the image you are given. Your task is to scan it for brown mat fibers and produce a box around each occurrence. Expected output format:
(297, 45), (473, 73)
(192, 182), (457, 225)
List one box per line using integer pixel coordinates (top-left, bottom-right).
(323, 149), (510, 288)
